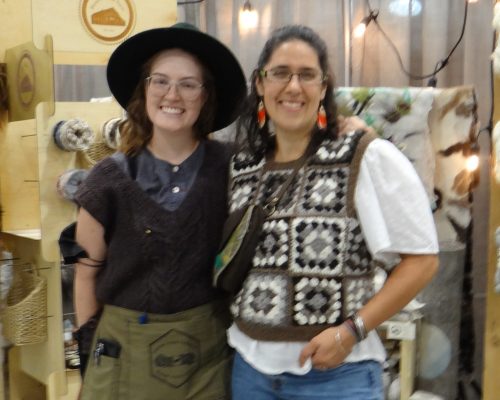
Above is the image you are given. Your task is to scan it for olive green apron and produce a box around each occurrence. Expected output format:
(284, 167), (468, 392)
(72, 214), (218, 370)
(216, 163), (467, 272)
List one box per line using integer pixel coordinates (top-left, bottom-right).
(81, 301), (232, 400)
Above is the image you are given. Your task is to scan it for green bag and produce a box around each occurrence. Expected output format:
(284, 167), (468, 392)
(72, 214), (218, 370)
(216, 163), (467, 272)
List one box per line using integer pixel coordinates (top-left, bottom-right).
(213, 154), (309, 294)
(213, 204), (266, 294)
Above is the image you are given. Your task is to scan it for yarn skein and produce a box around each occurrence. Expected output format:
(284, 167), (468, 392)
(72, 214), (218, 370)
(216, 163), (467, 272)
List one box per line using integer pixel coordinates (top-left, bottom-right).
(56, 169), (89, 201)
(101, 117), (122, 150)
(53, 119), (95, 152)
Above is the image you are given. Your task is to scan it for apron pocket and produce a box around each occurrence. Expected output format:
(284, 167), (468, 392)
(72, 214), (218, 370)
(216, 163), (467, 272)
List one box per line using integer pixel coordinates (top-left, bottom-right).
(81, 343), (121, 400)
(127, 317), (230, 399)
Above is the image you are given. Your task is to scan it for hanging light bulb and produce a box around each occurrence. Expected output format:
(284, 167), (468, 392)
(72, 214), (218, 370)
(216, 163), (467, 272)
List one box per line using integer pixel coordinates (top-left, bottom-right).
(353, 19), (368, 38)
(465, 141), (480, 172)
(353, 10), (378, 38)
(466, 153), (480, 172)
(239, 0), (258, 30)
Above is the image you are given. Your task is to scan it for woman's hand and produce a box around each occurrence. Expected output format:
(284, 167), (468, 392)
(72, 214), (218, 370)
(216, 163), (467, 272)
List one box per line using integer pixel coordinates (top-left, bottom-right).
(298, 324), (356, 370)
(337, 115), (376, 136)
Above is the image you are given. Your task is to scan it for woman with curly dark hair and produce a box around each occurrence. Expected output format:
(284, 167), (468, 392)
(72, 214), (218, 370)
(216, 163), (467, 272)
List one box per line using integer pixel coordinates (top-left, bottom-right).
(227, 25), (439, 400)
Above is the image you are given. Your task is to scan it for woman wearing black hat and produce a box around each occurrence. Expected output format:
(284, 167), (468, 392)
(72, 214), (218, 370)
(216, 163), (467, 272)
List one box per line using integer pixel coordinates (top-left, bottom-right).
(72, 23), (246, 399)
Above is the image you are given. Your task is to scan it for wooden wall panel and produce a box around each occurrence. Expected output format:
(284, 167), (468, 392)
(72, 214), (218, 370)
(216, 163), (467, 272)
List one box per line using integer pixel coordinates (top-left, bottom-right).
(0, 118), (41, 234)
(0, 0), (33, 56)
(32, 0), (177, 65)
(483, 2), (500, 394)
(483, 72), (500, 398)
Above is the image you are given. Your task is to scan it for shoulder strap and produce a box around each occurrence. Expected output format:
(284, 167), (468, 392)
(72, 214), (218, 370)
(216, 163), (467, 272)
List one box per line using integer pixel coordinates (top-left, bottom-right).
(263, 151), (309, 215)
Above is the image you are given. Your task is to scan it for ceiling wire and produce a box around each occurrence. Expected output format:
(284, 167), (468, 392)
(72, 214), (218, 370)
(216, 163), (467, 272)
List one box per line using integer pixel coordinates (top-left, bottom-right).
(365, 0), (469, 84)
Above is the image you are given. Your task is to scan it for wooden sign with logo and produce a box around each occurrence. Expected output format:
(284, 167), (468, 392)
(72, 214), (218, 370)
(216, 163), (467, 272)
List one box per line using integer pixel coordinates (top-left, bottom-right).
(4, 36), (54, 122)
(80, 0), (136, 44)
(31, 0), (177, 64)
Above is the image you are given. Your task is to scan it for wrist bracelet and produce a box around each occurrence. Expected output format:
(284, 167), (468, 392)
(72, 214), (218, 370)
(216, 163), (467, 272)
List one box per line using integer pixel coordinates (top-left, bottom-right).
(352, 313), (368, 341)
(343, 313), (368, 342)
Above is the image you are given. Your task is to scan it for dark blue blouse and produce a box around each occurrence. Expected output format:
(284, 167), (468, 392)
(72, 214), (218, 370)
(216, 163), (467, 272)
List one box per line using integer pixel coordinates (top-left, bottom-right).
(111, 141), (205, 211)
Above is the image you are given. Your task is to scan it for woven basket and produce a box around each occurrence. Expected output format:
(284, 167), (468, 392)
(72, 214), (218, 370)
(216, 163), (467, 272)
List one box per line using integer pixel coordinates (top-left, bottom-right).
(2, 269), (47, 345)
(82, 140), (115, 166)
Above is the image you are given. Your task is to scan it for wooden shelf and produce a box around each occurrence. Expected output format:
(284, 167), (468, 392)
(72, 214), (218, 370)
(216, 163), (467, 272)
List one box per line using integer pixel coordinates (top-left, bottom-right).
(3, 229), (42, 240)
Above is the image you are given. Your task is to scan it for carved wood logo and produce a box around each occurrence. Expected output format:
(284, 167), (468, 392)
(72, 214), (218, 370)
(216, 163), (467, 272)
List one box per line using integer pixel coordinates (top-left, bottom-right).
(81, 0), (135, 44)
(17, 52), (35, 108)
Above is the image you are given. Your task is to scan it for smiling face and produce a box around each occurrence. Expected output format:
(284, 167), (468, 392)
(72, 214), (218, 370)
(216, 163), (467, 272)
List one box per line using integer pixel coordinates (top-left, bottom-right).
(145, 49), (207, 139)
(256, 40), (327, 140)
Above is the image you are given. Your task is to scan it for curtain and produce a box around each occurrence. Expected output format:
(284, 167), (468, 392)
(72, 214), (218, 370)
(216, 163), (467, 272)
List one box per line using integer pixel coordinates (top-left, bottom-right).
(180, 0), (492, 127)
(182, 0), (346, 87)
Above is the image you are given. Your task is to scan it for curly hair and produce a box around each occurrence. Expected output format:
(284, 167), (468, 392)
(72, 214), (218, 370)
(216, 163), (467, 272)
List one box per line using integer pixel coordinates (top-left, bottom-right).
(118, 50), (217, 156)
(236, 25), (338, 159)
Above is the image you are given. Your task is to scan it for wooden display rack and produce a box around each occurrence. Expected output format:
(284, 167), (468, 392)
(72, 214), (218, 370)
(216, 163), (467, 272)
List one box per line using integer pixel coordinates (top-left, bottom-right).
(379, 318), (420, 400)
(1, 101), (121, 399)
(0, 1), (177, 398)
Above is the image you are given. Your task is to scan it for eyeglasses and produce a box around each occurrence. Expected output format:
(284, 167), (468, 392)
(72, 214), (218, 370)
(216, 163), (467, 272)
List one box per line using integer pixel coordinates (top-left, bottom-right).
(145, 74), (204, 100)
(260, 68), (326, 85)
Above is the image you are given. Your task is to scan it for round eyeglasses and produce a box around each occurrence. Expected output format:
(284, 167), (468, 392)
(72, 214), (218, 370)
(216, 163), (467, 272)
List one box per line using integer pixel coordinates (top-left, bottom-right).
(145, 74), (204, 100)
(260, 68), (326, 85)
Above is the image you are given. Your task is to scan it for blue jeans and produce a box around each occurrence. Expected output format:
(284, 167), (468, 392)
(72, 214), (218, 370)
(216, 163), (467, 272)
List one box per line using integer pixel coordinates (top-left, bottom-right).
(231, 352), (383, 400)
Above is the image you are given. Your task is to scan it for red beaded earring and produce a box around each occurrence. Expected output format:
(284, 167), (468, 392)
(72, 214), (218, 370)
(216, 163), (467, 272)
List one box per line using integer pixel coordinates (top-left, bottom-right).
(257, 99), (266, 128)
(317, 104), (327, 130)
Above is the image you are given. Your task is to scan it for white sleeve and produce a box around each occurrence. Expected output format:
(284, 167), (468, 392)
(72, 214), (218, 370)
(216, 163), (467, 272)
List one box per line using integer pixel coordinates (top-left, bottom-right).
(354, 138), (439, 265)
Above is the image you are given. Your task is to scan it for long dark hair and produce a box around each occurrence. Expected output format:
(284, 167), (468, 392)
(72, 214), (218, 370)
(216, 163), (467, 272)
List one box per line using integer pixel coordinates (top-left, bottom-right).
(119, 50), (217, 156)
(237, 25), (338, 159)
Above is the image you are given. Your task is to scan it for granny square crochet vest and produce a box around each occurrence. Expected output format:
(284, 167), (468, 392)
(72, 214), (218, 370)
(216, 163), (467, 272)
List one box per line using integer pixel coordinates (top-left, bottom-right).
(228, 130), (379, 341)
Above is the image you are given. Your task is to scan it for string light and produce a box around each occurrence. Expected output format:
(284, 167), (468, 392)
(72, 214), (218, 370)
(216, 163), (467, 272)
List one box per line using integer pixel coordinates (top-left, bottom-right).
(465, 153), (480, 172)
(465, 141), (480, 172)
(353, 10), (379, 38)
(239, 0), (258, 30)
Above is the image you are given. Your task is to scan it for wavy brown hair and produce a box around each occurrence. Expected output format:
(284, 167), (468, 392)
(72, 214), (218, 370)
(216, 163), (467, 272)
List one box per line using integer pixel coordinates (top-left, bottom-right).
(119, 50), (217, 156)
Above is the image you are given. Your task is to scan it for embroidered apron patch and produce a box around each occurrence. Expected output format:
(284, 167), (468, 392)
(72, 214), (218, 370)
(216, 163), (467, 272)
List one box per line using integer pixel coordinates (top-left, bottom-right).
(150, 328), (201, 387)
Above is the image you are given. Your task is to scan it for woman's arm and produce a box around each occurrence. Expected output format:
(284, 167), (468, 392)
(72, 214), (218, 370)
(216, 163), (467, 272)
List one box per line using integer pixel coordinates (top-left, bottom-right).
(74, 207), (107, 327)
(300, 138), (439, 369)
(359, 253), (438, 332)
(299, 253), (438, 369)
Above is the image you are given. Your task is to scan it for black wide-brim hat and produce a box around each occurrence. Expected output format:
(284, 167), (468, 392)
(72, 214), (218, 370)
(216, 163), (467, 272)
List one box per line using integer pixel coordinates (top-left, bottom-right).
(107, 23), (247, 132)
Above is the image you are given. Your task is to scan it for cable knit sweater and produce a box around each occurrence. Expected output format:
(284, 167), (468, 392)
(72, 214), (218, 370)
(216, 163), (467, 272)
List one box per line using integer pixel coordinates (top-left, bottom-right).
(75, 140), (230, 314)
(228, 130), (380, 341)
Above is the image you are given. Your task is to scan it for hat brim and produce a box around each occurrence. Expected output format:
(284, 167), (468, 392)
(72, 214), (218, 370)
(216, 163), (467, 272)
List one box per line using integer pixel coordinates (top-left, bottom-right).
(107, 26), (247, 132)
